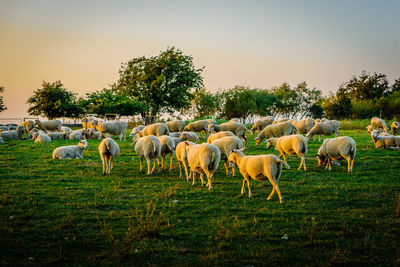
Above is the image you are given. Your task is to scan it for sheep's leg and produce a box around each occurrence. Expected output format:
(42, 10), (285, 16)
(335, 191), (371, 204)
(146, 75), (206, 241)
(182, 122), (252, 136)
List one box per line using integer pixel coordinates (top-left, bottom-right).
(267, 187), (276, 200)
(150, 159), (157, 174)
(224, 160), (229, 175)
(147, 158), (152, 175)
(301, 156), (307, 171)
(350, 158), (354, 172)
(246, 178), (252, 197)
(169, 153), (173, 171)
(101, 156), (106, 175)
(205, 170), (212, 190)
(184, 165), (190, 181)
(281, 153), (287, 163)
(161, 156), (165, 170)
(199, 173), (206, 186)
(139, 157), (143, 171)
(192, 172), (196, 185)
(178, 161), (182, 178)
(241, 179), (246, 194)
(345, 156), (351, 173)
(267, 176), (283, 203)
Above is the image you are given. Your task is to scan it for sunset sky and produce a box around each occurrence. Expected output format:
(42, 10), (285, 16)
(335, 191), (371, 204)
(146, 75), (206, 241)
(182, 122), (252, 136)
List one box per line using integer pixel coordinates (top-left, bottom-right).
(1, 0), (399, 118)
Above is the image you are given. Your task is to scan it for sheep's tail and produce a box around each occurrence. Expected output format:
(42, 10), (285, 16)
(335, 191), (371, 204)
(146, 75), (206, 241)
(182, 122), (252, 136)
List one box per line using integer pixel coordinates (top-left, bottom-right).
(276, 159), (290, 169)
(208, 151), (217, 171)
(104, 138), (111, 152)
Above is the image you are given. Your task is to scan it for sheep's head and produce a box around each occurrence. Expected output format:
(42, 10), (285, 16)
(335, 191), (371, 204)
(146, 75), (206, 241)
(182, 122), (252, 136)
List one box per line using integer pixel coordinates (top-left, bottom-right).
(372, 130), (381, 140)
(78, 140), (88, 149)
(265, 139), (272, 150)
(366, 125), (372, 134)
(316, 154), (327, 167)
(254, 137), (261, 146)
(208, 124), (216, 133)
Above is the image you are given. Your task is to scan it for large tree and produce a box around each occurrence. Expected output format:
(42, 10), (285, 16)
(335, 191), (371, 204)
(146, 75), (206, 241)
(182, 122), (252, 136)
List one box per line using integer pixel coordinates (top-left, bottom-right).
(343, 71), (390, 101)
(0, 86), (7, 113)
(186, 88), (220, 119)
(116, 47), (204, 124)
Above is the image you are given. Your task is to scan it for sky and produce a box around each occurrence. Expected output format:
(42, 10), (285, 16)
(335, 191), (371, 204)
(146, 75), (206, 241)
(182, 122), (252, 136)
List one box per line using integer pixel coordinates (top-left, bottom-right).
(1, 0), (400, 118)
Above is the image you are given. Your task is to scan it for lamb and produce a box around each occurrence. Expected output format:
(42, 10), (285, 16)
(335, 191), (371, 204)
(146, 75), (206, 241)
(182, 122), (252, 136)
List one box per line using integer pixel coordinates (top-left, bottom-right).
(208, 122), (248, 147)
(47, 132), (67, 140)
(183, 119), (212, 139)
(132, 123), (170, 143)
(391, 122), (400, 135)
(249, 118), (275, 135)
(92, 119), (128, 141)
(316, 136), (356, 173)
(180, 131), (199, 143)
(207, 131), (235, 143)
(130, 125), (145, 138)
(371, 117), (389, 132)
(21, 120), (35, 134)
(211, 136), (244, 176)
(254, 121), (298, 146)
(184, 142), (221, 190)
(289, 118), (315, 134)
(134, 135), (161, 175)
(98, 138), (120, 174)
(52, 140), (88, 160)
(227, 149), (290, 203)
(35, 133), (52, 143)
(35, 120), (62, 132)
(175, 141), (193, 180)
(370, 130), (400, 149)
(265, 135), (308, 171)
(158, 135), (176, 170)
(0, 126), (26, 140)
(166, 120), (186, 132)
(306, 121), (338, 141)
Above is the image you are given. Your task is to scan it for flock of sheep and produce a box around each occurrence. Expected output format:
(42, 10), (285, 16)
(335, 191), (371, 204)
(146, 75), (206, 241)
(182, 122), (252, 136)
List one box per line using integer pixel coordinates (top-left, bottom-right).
(1, 116), (399, 204)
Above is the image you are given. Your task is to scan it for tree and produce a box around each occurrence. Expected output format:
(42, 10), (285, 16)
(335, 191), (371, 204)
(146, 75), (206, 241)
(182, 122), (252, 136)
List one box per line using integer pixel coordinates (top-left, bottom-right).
(253, 89), (278, 117)
(321, 88), (352, 119)
(0, 86), (7, 113)
(116, 47), (204, 124)
(343, 71), (390, 101)
(84, 88), (145, 117)
(187, 88), (220, 119)
(27, 81), (77, 119)
(218, 86), (257, 123)
(392, 78), (400, 93)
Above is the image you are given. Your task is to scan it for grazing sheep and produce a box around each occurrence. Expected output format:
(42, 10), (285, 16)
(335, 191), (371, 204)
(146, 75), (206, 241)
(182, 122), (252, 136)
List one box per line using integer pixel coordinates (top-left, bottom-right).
(228, 149), (290, 203)
(170, 136), (183, 148)
(265, 135), (308, 171)
(35, 133), (51, 144)
(21, 120), (35, 134)
(166, 120), (186, 132)
(0, 126), (26, 140)
(130, 125), (145, 138)
(47, 132), (67, 140)
(184, 142), (221, 190)
(306, 121), (338, 141)
(183, 119), (212, 139)
(132, 123), (170, 143)
(371, 117), (389, 132)
(99, 138), (120, 174)
(249, 118), (275, 135)
(208, 122), (248, 147)
(254, 121), (298, 146)
(207, 131), (235, 143)
(212, 136), (244, 176)
(158, 135), (175, 170)
(35, 120), (62, 132)
(180, 131), (200, 143)
(92, 119), (128, 141)
(272, 118), (290, 124)
(229, 118), (241, 123)
(289, 118), (315, 134)
(61, 126), (73, 135)
(52, 140), (88, 160)
(370, 130), (400, 149)
(135, 135), (161, 175)
(317, 136), (356, 173)
(169, 132), (181, 138)
(175, 141), (194, 180)
(391, 122), (400, 135)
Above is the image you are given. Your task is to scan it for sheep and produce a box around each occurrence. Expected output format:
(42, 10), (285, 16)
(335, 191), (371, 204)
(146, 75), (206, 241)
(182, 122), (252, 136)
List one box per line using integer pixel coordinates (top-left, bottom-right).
(184, 142), (221, 190)
(315, 118), (329, 122)
(67, 130), (84, 140)
(92, 119), (128, 141)
(35, 133), (52, 144)
(29, 129), (45, 140)
(175, 141), (194, 180)
(391, 122), (400, 135)
(21, 120), (35, 134)
(249, 118), (275, 135)
(254, 121), (298, 146)
(330, 120), (341, 134)
(306, 121), (338, 141)
(316, 136), (356, 173)
(61, 126), (73, 136)
(7, 124), (18, 130)
(272, 118), (290, 124)
(371, 117), (389, 132)
(265, 135), (308, 171)
(370, 130), (400, 149)
(227, 149), (290, 203)
(157, 135), (176, 170)
(52, 140), (88, 160)
(183, 119), (212, 139)
(0, 126), (26, 140)
(35, 119), (62, 132)
(166, 120), (186, 132)
(99, 138), (120, 174)
(83, 128), (103, 140)
(47, 132), (67, 140)
(211, 136), (244, 176)
(289, 118), (315, 134)
(134, 135), (161, 175)
(180, 131), (199, 143)
(229, 118), (241, 123)
(81, 117), (99, 129)
(132, 123), (170, 143)
(130, 125), (145, 138)
(208, 122), (248, 147)
(207, 131), (235, 143)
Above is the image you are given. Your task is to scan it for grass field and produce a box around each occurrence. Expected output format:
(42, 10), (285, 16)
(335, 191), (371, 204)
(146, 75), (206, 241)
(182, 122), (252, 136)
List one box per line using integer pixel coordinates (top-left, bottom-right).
(1, 128), (400, 266)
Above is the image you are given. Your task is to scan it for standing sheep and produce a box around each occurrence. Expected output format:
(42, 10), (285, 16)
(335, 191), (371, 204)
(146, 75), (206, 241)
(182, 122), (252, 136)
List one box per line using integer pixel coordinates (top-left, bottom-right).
(35, 120), (62, 132)
(306, 121), (338, 141)
(211, 136), (244, 176)
(228, 149), (290, 203)
(99, 138), (120, 174)
(0, 126), (26, 140)
(249, 118), (275, 135)
(92, 119), (128, 141)
(254, 121), (298, 146)
(180, 131), (200, 143)
(265, 135), (308, 171)
(391, 122), (400, 135)
(158, 135), (175, 170)
(289, 118), (315, 134)
(52, 140), (88, 160)
(134, 135), (161, 175)
(47, 132), (67, 140)
(208, 122), (248, 147)
(21, 120), (35, 134)
(317, 136), (356, 173)
(175, 141), (193, 180)
(132, 123), (170, 142)
(207, 131), (235, 143)
(183, 119), (212, 139)
(166, 120), (186, 132)
(371, 117), (389, 132)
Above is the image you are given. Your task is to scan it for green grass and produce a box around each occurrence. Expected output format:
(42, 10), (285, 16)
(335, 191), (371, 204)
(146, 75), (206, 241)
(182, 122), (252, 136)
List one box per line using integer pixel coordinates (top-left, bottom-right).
(1, 130), (400, 266)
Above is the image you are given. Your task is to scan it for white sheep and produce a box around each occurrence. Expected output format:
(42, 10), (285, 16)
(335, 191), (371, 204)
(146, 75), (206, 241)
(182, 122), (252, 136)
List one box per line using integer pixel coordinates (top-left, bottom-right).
(35, 120), (62, 132)
(208, 122), (248, 147)
(135, 135), (161, 175)
(306, 121), (338, 141)
(206, 131), (235, 143)
(92, 119), (128, 141)
(175, 141), (194, 180)
(29, 129), (45, 140)
(99, 138), (120, 174)
(249, 118), (275, 135)
(370, 130), (400, 149)
(317, 136), (356, 173)
(67, 130), (84, 140)
(21, 120), (35, 134)
(169, 132), (181, 138)
(184, 142), (221, 190)
(183, 119), (212, 139)
(52, 140), (88, 160)
(158, 135), (175, 170)
(228, 149), (290, 203)
(254, 121), (298, 146)
(47, 132), (67, 140)
(371, 117), (389, 132)
(391, 122), (400, 135)
(0, 125), (26, 140)
(211, 136), (244, 176)
(132, 123), (170, 143)
(166, 120), (186, 132)
(180, 131), (200, 143)
(130, 125), (145, 138)
(35, 133), (52, 144)
(265, 134), (308, 171)
(315, 118), (329, 122)
(61, 126), (73, 135)
(289, 118), (315, 134)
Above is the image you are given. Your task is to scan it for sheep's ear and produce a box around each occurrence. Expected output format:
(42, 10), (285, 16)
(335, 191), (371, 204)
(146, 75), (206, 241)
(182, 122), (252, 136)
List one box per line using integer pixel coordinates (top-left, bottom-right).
(184, 141), (189, 145)
(264, 138), (270, 143)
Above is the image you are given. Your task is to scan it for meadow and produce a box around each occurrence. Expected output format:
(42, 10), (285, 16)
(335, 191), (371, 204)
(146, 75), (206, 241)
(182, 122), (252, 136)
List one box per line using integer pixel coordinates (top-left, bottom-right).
(0, 126), (400, 266)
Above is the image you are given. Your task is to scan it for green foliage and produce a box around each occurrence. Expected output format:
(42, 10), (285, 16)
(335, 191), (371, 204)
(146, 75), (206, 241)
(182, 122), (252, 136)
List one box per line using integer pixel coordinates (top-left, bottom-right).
(187, 88), (220, 119)
(116, 47), (204, 123)
(0, 86), (7, 113)
(343, 71), (390, 101)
